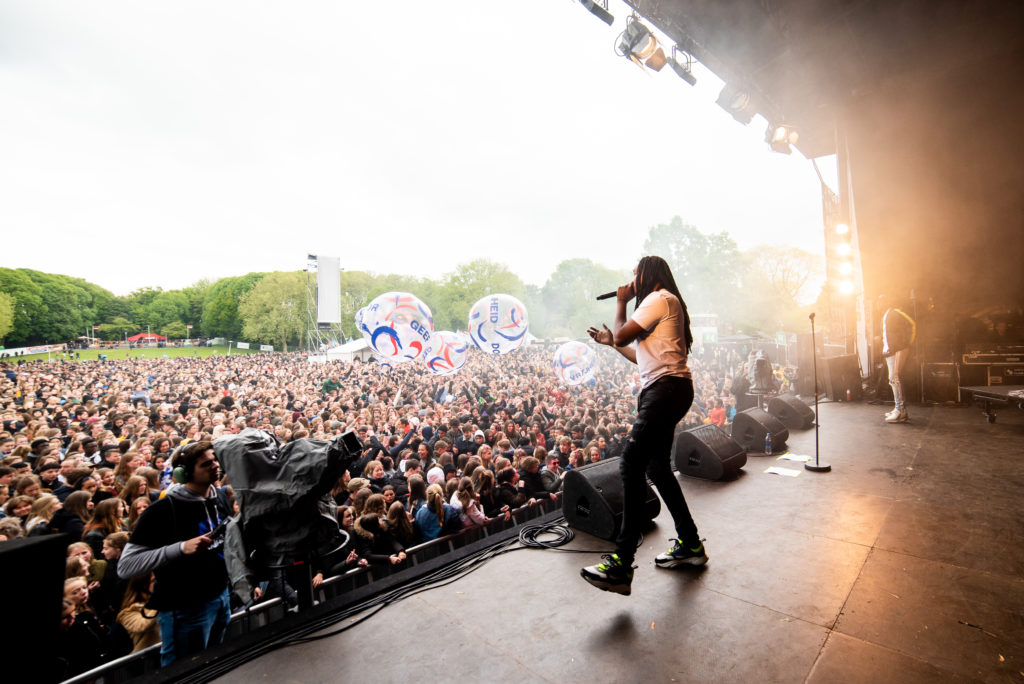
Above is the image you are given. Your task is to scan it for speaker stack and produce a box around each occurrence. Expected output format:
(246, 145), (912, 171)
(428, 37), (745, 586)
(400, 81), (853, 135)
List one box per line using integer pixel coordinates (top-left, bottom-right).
(671, 424), (746, 480)
(766, 394), (816, 429)
(561, 459), (660, 541)
(731, 407), (790, 453)
(822, 354), (863, 401)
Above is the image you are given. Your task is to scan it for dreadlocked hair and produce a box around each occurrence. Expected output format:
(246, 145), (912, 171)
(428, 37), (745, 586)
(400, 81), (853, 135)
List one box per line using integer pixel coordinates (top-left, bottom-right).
(634, 255), (694, 353)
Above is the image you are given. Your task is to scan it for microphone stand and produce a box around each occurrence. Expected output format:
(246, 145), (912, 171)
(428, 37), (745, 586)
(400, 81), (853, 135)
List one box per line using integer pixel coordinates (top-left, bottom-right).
(805, 312), (831, 473)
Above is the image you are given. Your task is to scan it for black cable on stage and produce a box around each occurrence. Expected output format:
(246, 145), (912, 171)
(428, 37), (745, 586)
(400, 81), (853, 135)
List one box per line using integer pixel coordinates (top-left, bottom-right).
(182, 519), (619, 681)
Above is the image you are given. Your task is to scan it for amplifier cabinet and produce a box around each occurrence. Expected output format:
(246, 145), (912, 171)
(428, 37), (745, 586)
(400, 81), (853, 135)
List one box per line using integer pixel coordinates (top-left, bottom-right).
(988, 364), (1024, 385)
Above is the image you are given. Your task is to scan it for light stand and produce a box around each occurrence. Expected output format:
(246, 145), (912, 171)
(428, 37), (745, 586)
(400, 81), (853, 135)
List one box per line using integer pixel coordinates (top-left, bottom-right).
(805, 312), (831, 473)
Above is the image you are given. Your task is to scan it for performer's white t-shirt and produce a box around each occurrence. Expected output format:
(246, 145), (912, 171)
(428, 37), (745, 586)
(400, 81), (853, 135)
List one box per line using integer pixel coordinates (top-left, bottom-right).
(631, 289), (691, 389)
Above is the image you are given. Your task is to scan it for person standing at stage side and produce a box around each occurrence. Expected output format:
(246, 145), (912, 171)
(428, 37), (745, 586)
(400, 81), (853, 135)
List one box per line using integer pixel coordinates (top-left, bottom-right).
(580, 256), (707, 596)
(879, 296), (915, 423)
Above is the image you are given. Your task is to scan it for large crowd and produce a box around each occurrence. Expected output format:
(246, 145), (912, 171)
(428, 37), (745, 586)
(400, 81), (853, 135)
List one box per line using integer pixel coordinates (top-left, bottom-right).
(0, 340), (790, 678)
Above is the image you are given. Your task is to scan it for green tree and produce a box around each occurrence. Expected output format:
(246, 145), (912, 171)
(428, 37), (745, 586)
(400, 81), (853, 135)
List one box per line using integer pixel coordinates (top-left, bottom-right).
(201, 273), (266, 338)
(238, 271), (305, 352)
(161, 321), (188, 340)
(434, 259), (527, 332)
(540, 259), (628, 338)
(182, 279), (212, 328)
(642, 217), (742, 318)
(339, 270), (379, 340)
(139, 291), (189, 330)
(0, 291), (14, 344)
(0, 268), (44, 345)
(97, 317), (139, 341)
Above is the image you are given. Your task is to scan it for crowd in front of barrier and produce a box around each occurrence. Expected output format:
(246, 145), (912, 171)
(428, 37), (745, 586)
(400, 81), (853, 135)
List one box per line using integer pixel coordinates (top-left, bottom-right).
(0, 340), (792, 677)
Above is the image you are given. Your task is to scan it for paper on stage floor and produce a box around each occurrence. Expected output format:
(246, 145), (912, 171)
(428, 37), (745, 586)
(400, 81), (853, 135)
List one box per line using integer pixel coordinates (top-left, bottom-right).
(764, 466), (801, 477)
(776, 453), (811, 462)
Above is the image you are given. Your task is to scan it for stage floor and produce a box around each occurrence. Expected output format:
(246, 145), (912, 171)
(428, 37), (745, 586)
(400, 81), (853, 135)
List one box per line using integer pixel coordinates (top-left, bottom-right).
(216, 400), (1024, 684)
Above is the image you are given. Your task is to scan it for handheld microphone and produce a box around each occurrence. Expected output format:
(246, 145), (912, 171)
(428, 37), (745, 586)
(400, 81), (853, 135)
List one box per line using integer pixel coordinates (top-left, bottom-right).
(595, 291), (617, 301)
(809, 312), (815, 320)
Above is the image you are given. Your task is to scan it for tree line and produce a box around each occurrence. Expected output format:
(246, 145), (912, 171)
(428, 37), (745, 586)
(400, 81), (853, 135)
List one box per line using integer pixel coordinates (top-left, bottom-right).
(0, 219), (822, 350)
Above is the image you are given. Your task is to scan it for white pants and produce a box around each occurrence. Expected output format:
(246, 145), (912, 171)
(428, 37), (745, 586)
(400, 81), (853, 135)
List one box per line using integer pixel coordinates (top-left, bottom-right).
(886, 349), (908, 412)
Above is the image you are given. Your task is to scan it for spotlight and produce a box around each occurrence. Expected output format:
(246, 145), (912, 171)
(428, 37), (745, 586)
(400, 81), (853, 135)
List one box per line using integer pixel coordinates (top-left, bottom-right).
(766, 123), (799, 154)
(836, 243), (851, 257)
(716, 85), (756, 124)
(616, 18), (668, 71)
(835, 222), (850, 235)
(578, 0), (614, 26)
(839, 280), (855, 295)
(838, 262), (853, 275)
(668, 46), (697, 86)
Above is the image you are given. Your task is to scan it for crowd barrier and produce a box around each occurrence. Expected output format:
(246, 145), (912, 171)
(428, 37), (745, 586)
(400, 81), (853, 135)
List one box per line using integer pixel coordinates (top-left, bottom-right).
(64, 496), (562, 684)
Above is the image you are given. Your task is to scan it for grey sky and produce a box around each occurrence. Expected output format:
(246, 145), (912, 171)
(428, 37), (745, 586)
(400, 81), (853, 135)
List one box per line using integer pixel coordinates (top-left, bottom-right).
(0, 1), (835, 296)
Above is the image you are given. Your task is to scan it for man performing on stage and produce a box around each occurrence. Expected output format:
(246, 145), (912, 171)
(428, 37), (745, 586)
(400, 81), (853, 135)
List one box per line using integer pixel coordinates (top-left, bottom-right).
(580, 256), (708, 596)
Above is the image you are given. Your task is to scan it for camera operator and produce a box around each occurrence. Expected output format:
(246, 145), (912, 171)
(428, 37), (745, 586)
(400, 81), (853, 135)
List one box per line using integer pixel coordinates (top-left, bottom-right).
(118, 441), (231, 667)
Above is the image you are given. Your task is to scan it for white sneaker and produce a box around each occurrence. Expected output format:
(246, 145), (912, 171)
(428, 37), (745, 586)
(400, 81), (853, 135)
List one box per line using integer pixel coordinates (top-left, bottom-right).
(885, 410), (908, 424)
(884, 409), (899, 419)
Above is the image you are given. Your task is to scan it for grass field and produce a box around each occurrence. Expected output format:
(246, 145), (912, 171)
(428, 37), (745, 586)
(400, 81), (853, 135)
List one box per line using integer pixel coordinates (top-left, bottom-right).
(4, 345), (270, 363)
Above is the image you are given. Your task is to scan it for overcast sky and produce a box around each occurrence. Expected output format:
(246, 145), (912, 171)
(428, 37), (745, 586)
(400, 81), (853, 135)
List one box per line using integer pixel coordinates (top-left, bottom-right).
(0, 0), (835, 297)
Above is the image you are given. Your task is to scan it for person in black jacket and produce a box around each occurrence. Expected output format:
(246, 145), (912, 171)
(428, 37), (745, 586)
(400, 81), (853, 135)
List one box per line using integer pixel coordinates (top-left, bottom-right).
(517, 457), (557, 502)
(352, 514), (406, 567)
(495, 467), (534, 510)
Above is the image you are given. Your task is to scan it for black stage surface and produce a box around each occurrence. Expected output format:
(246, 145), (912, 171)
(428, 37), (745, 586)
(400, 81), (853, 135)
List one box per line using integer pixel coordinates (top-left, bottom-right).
(217, 400), (1024, 683)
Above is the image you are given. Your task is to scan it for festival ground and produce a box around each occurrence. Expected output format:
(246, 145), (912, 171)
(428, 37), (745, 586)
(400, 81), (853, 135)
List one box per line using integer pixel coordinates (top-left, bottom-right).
(216, 399), (1024, 684)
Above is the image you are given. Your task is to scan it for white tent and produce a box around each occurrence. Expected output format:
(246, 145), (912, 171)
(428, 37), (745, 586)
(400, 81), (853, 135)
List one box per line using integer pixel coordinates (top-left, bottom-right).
(307, 338), (375, 364)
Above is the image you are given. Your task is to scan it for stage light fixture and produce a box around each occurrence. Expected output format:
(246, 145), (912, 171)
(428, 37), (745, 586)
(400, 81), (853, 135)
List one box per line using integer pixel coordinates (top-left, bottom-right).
(616, 17), (668, 71)
(766, 123), (799, 154)
(839, 280), (855, 295)
(716, 85), (756, 125)
(578, 0), (614, 26)
(838, 262), (853, 276)
(835, 222), (850, 235)
(836, 242), (851, 257)
(668, 46), (697, 85)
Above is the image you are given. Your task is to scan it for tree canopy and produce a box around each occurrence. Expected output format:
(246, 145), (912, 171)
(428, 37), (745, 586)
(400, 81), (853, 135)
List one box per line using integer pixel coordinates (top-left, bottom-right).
(0, 218), (822, 347)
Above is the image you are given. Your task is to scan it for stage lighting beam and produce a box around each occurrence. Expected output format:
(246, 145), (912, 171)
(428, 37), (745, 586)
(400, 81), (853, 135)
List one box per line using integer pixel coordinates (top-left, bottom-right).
(766, 123), (799, 154)
(578, 0), (614, 26)
(835, 222), (849, 235)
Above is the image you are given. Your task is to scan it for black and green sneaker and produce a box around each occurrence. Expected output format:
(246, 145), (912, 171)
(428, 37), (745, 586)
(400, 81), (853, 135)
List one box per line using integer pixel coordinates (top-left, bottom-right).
(654, 539), (708, 569)
(581, 553), (635, 595)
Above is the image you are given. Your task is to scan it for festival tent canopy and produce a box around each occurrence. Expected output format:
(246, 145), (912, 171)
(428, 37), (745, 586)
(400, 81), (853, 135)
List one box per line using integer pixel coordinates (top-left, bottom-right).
(126, 333), (167, 341)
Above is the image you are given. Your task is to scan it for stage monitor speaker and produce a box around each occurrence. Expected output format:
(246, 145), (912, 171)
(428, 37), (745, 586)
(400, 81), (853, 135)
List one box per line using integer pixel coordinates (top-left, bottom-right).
(731, 407), (789, 453)
(0, 534), (68, 678)
(672, 424), (746, 480)
(923, 362), (959, 403)
(562, 458), (660, 541)
(766, 394), (815, 430)
(823, 354), (863, 401)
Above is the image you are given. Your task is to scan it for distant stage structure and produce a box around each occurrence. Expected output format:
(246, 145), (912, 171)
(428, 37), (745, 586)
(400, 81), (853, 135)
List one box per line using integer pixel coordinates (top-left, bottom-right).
(305, 254), (342, 352)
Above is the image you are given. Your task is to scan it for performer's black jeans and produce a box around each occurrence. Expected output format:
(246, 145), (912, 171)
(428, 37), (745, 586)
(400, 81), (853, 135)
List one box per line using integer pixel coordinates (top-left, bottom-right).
(615, 375), (699, 562)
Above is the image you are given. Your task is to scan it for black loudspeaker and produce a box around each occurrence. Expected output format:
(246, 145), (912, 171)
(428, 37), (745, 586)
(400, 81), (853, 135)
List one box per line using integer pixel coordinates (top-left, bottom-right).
(766, 394), (816, 429)
(731, 408), (789, 453)
(672, 424), (746, 480)
(0, 534), (68, 682)
(562, 458), (660, 541)
(823, 354), (863, 401)
(923, 363), (959, 403)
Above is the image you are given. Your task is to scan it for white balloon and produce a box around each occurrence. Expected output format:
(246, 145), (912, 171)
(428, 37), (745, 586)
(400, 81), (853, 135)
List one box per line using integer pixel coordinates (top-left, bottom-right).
(360, 292), (434, 364)
(553, 341), (597, 386)
(422, 331), (469, 376)
(468, 294), (529, 355)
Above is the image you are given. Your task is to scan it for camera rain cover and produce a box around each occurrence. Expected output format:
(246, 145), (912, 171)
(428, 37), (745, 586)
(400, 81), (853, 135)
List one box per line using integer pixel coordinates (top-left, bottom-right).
(216, 428), (356, 563)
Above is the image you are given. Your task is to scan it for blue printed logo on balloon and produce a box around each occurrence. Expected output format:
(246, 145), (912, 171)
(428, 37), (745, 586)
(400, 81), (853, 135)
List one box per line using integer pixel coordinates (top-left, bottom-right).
(553, 340), (597, 386)
(422, 331), (469, 376)
(468, 294), (528, 355)
(359, 292), (434, 364)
